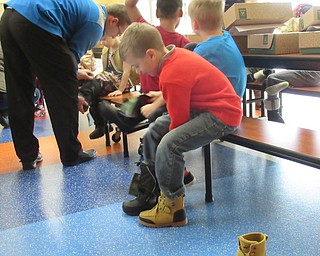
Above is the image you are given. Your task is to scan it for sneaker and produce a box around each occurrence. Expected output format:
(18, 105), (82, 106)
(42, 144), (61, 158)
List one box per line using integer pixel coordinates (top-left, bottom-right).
(0, 111), (9, 128)
(21, 152), (43, 170)
(184, 168), (196, 187)
(34, 104), (46, 118)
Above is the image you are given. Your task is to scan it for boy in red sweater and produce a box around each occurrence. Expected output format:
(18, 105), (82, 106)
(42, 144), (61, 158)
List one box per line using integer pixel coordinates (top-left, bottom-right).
(119, 22), (242, 228)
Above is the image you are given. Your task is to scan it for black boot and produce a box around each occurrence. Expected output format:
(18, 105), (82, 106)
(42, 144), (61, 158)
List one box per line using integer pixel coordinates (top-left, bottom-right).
(89, 125), (105, 139)
(122, 163), (160, 216)
(267, 110), (285, 123)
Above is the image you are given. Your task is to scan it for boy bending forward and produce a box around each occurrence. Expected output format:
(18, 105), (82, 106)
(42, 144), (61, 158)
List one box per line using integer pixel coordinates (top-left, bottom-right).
(119, 23), (242, 228)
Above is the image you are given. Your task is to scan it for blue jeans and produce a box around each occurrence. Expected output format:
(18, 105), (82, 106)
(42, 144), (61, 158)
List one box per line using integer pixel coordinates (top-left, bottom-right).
(143, 112), (237, 200)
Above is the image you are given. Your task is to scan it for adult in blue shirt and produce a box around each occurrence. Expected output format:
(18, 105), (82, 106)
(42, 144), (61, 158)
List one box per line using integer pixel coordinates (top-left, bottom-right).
(0, 0), (131, 170)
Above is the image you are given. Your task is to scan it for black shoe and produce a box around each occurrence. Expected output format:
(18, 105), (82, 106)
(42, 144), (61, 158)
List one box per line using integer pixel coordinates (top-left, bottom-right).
(89, 126), (105, 140)
(63, 149), (97, 166)
(21, 152), (43, 170)
(184, 170), (196, 187)
(267, 110), (285, 123)
(122, 195), (158, 216)
(0, 112), (9, 128)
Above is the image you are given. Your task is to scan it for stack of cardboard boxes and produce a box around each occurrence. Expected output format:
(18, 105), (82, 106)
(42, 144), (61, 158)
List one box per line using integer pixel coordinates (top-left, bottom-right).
(224, 3), (320, 55)
(299, 6), (320, 54)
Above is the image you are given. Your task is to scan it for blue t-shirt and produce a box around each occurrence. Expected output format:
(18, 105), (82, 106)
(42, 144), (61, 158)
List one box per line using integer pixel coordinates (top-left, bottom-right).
(193, 30), (246, 97)
(6, 0), (107, 62)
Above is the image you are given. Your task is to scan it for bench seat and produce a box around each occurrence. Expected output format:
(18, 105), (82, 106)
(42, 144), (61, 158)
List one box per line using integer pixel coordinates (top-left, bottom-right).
(223, 117), (320, 169)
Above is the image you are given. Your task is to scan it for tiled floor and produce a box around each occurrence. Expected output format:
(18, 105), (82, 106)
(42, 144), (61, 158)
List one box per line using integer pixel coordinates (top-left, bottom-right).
(0, 94), (319, 256)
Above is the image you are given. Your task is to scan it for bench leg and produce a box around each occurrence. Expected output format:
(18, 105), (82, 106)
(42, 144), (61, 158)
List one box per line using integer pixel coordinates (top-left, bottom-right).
(104, 122), (111, 147)
(242, 92), (247, 117)
(204, 144), (213, 202)
(122, 132), (129, 158)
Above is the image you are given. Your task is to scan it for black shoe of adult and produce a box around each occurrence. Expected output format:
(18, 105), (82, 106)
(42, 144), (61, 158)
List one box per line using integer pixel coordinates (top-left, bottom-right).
(63, 149), (97, 166)
(89, 126), (105, 140)
(0, 112), (9, 128)
(21, 152), (43, 170)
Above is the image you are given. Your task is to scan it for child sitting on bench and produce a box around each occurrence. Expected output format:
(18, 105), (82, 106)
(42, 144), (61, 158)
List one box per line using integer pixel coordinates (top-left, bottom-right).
(118, 22), (242, 228)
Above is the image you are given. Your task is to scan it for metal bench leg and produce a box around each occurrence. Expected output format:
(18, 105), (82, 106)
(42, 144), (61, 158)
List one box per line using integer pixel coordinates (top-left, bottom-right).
(104, 122), (111, 147)
(122, 132), (129, 158)
(204, 144), (213, 202)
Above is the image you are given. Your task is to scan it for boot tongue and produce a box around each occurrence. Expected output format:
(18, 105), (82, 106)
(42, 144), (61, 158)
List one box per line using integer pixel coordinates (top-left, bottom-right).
(238, 233), (262, 253)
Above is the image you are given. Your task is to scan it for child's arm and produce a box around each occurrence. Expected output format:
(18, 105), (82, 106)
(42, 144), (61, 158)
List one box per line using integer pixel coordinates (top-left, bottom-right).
(140, 93), (166, 118)
(125, 0), (142, 22)
(108, 61), (132, 96)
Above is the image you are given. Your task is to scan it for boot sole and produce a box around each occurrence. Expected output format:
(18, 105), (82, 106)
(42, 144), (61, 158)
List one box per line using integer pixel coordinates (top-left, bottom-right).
(139, 218), (188, 228)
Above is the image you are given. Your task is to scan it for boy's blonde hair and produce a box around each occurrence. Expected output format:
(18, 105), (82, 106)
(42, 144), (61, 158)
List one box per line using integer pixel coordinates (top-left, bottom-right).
(119, 23), (165, 60)
(188, 0), (225, 31)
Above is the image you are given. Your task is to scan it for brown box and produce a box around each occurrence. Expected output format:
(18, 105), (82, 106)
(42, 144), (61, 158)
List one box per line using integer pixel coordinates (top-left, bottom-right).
(223, 2), (293, 30)
(185, 34), (203, 43)
(299, 31), (320, 54)
(247, 33), (299, 55)
(232, 36), (248, 54)
(299, 6), (320, 31)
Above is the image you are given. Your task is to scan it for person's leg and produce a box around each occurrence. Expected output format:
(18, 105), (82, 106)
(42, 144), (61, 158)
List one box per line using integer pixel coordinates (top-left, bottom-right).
(0, 8), (39, 163)
(98, 100), (145, 132)
(122, 115), (170, 216)
(1, 9), (95, 166)
(264, 72), (290, 123)
(139, 112), (236, 227)
(88, 101), (105, 139)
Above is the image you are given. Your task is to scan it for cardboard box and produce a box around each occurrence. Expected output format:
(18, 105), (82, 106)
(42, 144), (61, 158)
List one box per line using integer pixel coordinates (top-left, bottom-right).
(299, 31), (320, 54)
(185, 34), (203, 43)
(247, 33), (299, 55)
(299, 6), (320, 31)
(232, 35), (248, 54)
(223, 2), (293, 30)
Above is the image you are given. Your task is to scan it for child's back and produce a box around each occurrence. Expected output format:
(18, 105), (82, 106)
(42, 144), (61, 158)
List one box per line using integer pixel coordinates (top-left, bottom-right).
(188, 0), (246, 97)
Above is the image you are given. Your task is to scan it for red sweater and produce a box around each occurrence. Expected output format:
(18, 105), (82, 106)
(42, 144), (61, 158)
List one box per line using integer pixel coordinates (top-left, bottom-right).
(159, 48), (242, 130)
(137, 17), (190, 93)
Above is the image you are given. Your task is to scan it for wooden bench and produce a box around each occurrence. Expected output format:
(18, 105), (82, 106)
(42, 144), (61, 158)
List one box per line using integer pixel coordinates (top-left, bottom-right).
(203, 116), (320, 202)
(102, 94), (320, 203)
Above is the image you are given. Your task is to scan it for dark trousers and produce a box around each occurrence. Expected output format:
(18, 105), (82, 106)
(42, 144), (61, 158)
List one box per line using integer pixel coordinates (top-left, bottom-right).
(0, 8), (82, 164)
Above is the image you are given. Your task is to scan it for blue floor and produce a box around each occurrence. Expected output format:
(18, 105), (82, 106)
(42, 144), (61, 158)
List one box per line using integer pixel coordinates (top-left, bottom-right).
(1, 116), (320, 255)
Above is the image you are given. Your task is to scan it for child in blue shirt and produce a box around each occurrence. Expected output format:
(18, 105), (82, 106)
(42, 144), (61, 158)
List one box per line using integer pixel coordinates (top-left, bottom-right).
(188, 0), (246, 97)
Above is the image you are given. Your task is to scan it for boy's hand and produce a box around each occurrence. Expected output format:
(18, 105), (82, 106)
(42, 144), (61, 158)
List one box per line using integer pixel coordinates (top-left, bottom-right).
(140, 103), (157, 118)
(95, 72), (109, 81)
(78, 96), (89, 114)
(108, 90), (123, 97)
(77, 69), (94, 80)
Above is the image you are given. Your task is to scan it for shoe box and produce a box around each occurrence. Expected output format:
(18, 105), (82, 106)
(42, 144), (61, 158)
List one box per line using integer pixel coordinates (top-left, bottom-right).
(299, 6), (320, 31)
(247, 32), (300, 55)
(299, 31), (320, 54)
(223, 2), (293, 54)
(223, 2), (293, 33)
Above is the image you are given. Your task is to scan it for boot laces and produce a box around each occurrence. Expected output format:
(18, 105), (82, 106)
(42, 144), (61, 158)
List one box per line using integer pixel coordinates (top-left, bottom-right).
(156, 194), (173, 214)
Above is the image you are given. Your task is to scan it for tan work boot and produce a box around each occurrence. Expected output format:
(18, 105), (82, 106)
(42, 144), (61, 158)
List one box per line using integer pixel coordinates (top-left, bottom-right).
(236, 232), (268, 256)
(139, 192), (187, 228)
